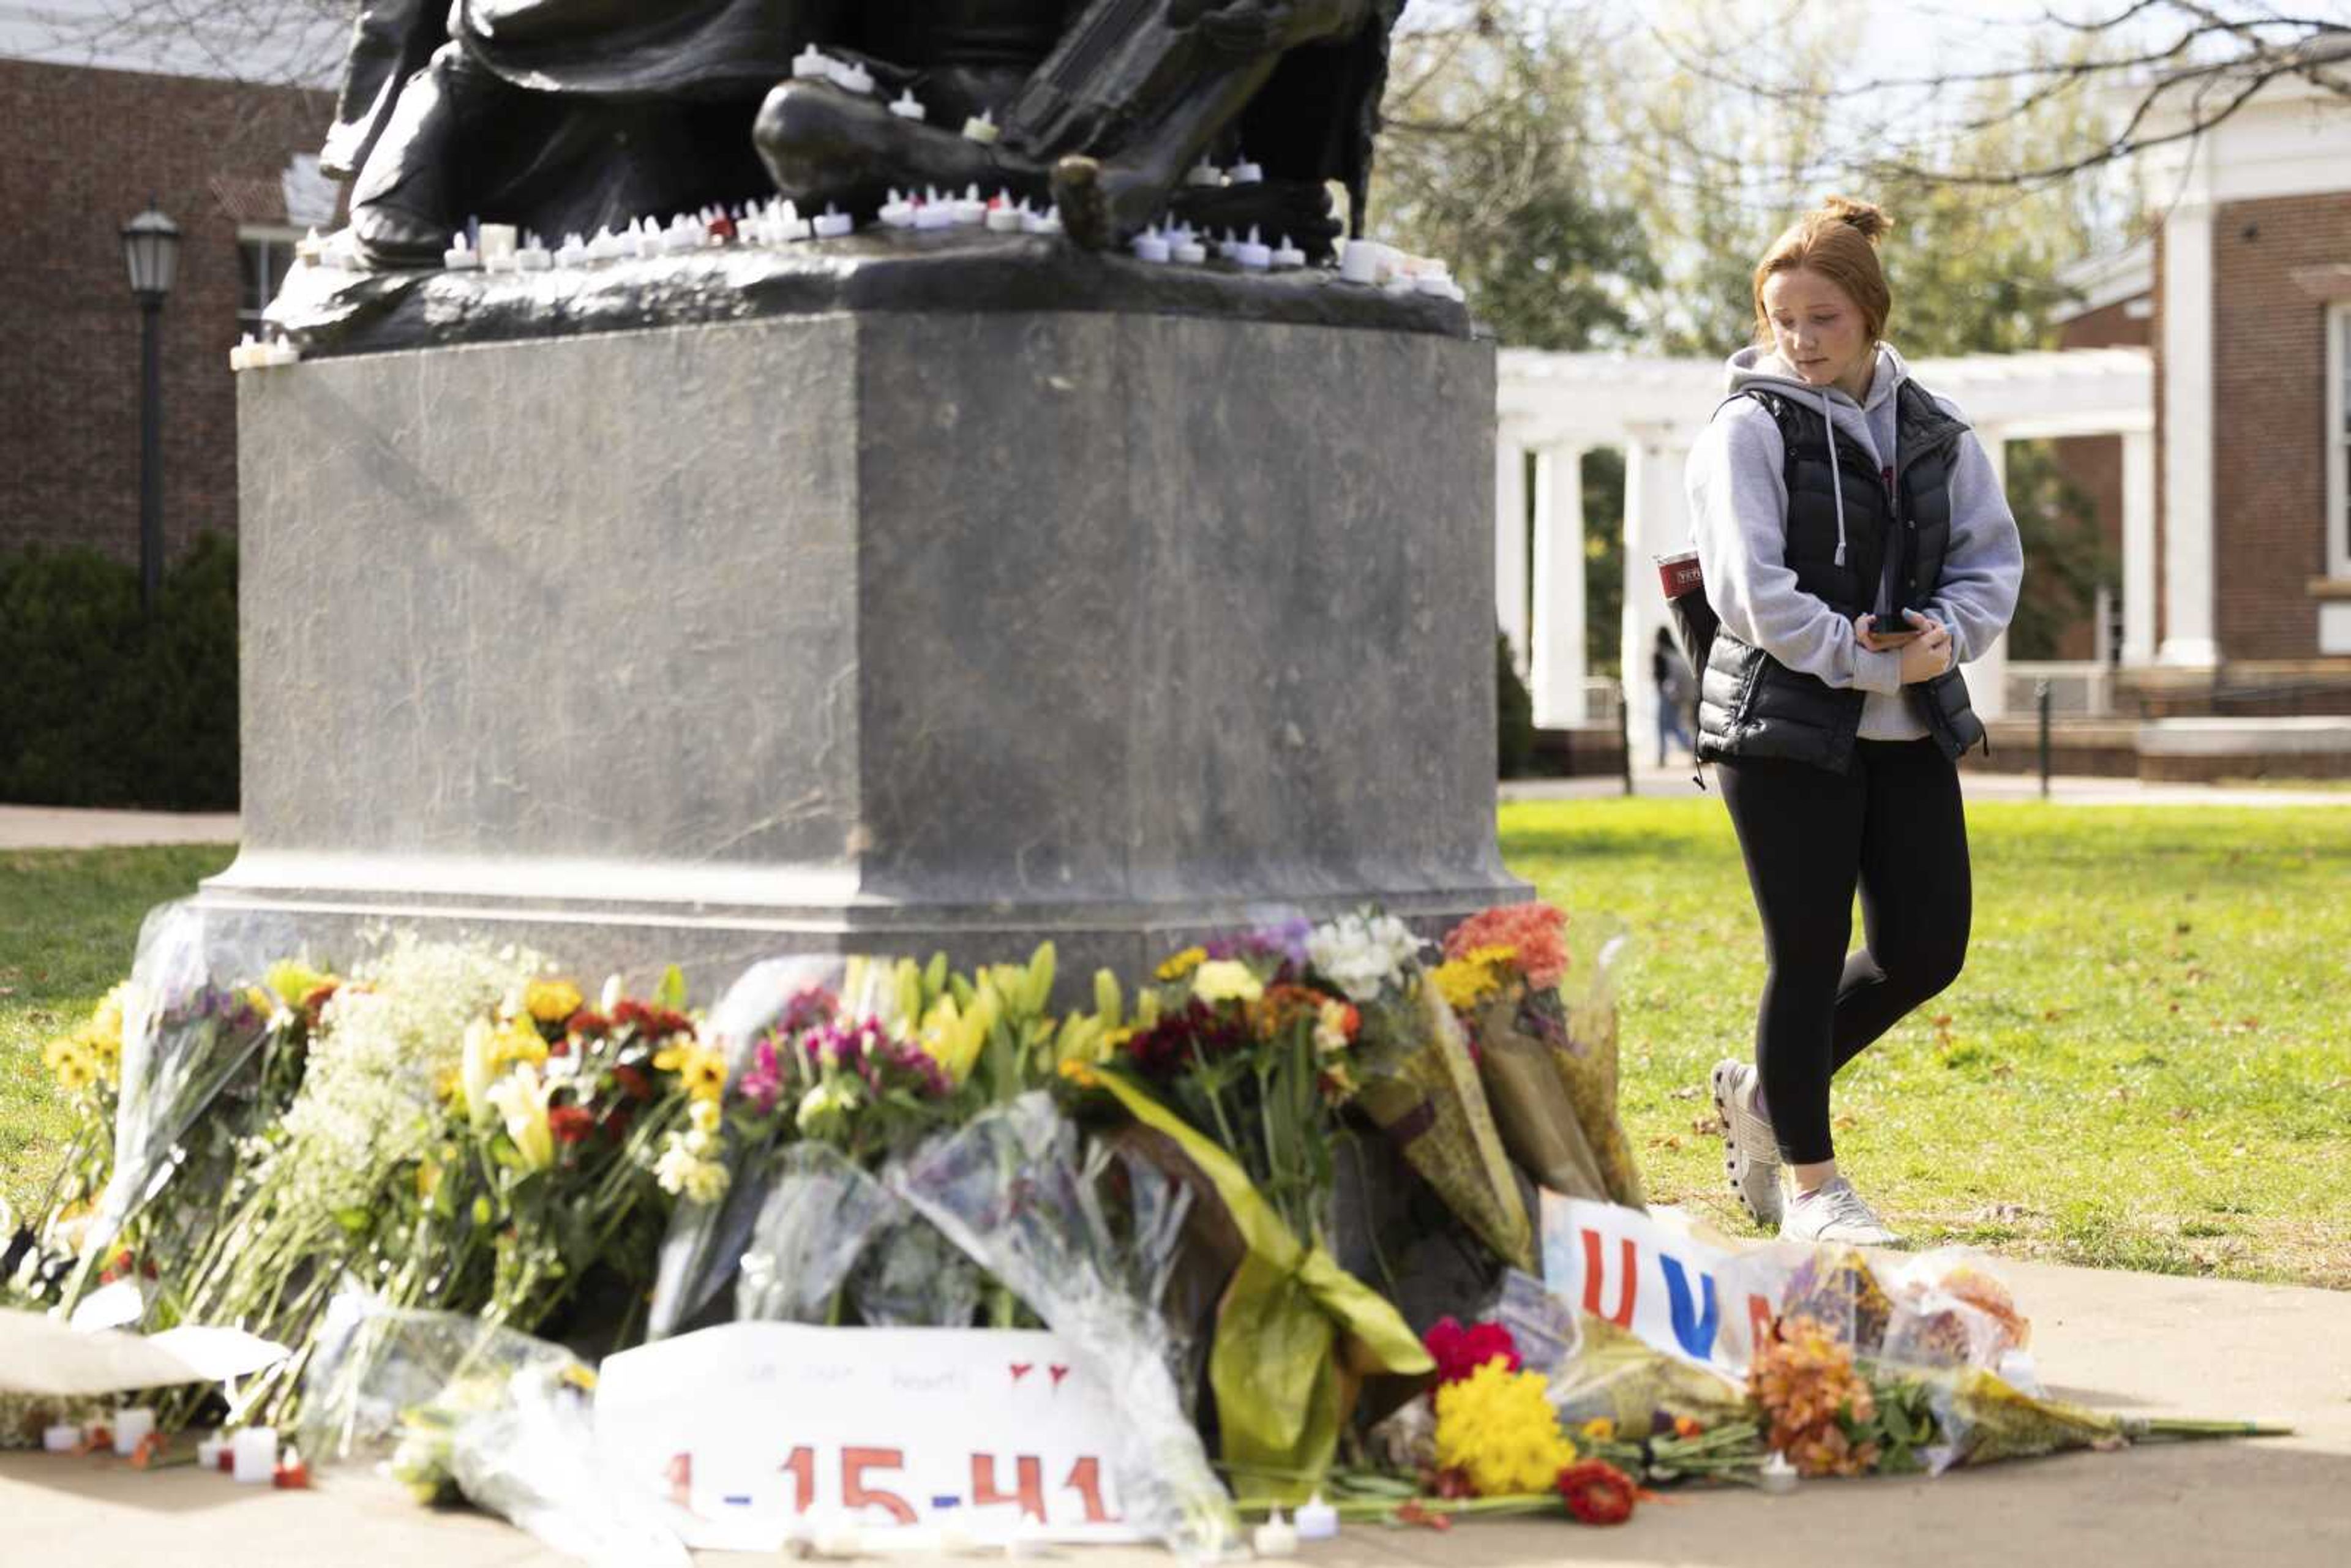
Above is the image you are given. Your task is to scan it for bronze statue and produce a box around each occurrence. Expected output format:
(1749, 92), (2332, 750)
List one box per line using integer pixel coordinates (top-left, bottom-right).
(326, 0), (1406, 269)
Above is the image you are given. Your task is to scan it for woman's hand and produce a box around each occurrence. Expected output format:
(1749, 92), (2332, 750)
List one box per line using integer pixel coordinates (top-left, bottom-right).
(1855, 612), (1918, 653)
(1897, 617), (1954, 683)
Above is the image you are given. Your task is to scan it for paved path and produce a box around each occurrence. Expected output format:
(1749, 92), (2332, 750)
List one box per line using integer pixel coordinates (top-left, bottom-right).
(4, 767), (2343, 858)
(1505, 767), (2351, 807)
(0, 806), (240, 850)
(5, 1257), (2345, 1568)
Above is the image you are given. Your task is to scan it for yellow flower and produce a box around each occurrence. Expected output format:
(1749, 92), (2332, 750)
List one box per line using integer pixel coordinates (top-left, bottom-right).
(688, 1098), (722, 1135)
(43, 1035), (95, 1093)
(1433, 1360), (1578, 1496)
(1431, 955), (1504, 1013)
(1154, 946), (1207, 982)
(654, 1037), (728, 1103)
(486, 1066), (555, 1172)
(1059, 1058), (1101, 1089)
(917, 989), (997, 1086)
(1190, 960), (1264, 1005)
(1580, 1417), (1617, 1442)
(491, 1016), (549, 1069)
(525, 978), (584, 1026)
(434, 1063), (463, 1103)
(263, 960), (336, 1012)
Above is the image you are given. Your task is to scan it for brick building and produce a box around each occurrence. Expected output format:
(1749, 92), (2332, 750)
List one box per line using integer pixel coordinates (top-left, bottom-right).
(2127, 60), (2351, 707)
(0, 7), (337, 566)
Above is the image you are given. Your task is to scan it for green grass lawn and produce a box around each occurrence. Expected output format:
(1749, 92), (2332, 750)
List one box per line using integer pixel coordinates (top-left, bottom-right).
(2, 807), (2347, 1285)
(0, 844), (236, 1222)
(1509, 797), (2351, 1288)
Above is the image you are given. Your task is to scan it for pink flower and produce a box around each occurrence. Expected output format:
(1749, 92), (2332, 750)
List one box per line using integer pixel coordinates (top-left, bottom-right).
(1424, 1316), (1521, 1386)
(1442, 902), (1570, 990)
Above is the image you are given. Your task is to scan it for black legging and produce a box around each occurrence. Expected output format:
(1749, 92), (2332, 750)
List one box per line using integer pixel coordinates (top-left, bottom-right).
(1714, 738), (1972, 1165)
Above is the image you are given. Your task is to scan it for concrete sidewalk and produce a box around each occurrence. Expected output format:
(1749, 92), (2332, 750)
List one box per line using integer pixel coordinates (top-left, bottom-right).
(1505, 768), (2351, 807)
(5, 1257), (2345, 1568)
(0, 805), (240, 850)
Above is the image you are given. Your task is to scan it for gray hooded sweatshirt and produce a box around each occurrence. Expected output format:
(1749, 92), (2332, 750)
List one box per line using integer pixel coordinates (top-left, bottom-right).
(1683, 343), (2024, 743)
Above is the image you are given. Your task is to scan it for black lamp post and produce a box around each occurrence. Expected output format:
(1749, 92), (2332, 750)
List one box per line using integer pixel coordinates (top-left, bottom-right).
(121, 200), (181, 618)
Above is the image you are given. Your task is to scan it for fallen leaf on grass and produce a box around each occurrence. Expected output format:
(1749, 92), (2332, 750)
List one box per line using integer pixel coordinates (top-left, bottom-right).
(1668, 1085), (1702, 1101)
(1692, 1114), (1723, 1137)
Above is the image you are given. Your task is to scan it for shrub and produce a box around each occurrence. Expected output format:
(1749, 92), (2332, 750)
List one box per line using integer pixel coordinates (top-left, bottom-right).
(0, 535), (238, 810)
(1496, 631), (1534, 779)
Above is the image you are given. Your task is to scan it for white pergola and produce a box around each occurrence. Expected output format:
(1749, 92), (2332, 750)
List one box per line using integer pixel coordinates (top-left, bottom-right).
(1493, 347), (2154, 748)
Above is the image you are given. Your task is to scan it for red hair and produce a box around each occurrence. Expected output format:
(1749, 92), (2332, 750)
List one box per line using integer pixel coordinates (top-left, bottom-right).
(1752, 196), (1894, 345)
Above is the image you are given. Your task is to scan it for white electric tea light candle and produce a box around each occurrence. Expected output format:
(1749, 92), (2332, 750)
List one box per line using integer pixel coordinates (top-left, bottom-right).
(889, 89), (925, 121)
(443, 231), (479, 271)
(792, 43), (830, 80)
(112, 1407), (156, 1457)
(962, 108), (1000, 143)
(813, 204), (853, 238)
(231, 1427), (278, 1484)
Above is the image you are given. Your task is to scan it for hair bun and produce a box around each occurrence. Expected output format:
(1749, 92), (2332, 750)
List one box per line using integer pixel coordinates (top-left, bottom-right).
(1816, 195), (1892, 244)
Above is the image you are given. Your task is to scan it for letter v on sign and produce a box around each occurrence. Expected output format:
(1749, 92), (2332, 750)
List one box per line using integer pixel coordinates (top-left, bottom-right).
(1658, 1255), (1721, 1360)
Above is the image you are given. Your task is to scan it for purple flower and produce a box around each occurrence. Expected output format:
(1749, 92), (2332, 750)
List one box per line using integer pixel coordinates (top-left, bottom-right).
(1205, 917), (1313, 967)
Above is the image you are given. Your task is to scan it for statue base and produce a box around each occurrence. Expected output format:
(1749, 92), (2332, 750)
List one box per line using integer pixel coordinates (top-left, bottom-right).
(207, 300), (1526, 992)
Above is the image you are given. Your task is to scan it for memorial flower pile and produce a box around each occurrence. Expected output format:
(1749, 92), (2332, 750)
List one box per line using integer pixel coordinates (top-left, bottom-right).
(1435, 902), (1644, 1209)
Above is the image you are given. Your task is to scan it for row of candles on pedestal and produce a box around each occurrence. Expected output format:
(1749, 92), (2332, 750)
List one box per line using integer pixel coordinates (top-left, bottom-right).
(39, 1410), (307, 1486)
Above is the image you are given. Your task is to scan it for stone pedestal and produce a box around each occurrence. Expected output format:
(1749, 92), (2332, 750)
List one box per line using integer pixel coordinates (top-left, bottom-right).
(206, 303), (1526, 991)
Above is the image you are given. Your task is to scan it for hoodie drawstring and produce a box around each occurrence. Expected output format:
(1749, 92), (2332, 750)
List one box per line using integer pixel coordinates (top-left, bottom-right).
(1822, 386), (1847, 568)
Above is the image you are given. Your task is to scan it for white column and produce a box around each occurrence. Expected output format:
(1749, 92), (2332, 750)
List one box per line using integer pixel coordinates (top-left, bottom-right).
(2159, 203), (2221, 666)
(1494, 433), (1529, 672)
(2120, 427), (2158, 666)
(1621, 430), (1693, 765)
(1529, 444), (1588, 727)
(1967, 428), (2010, 721)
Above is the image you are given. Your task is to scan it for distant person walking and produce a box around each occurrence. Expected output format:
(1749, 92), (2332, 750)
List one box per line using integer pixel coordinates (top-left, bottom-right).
(1651, 626), (1695, 766)
(1683, 197), (2022, 1246)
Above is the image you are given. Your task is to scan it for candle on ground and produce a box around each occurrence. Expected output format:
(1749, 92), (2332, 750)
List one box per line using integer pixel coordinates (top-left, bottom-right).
(1131, 226), (1171, 263)
(792, 43), (829, 79)
(1294, 1494), (1339, 1540)
(476, 222), (518, 271)
(231, 1428), (278, 1484)
(442, 232), (479, 271)
(1270, 234), (1305, 269)
(826, 57), (873, 94)
(1251, 1508), (1299, 1558)
(1183, 156), (1221, 187)
(1234, 225), (1271, 269)
(984, 190), (1024, 233)
(1229, 152), (1264, 184)
(879, 189), (916, 227)
(962, 108), (999, 144)
(111, 1408), (156, 1457)
(812, 204), (854, 239)
(1022, 204), (1062, 236)
(42, 1424), (78, 1454)
(889, 89), (925, 121)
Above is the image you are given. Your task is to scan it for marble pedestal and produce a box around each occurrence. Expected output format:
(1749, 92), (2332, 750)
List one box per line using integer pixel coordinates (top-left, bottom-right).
(204, 302), (1526, 992)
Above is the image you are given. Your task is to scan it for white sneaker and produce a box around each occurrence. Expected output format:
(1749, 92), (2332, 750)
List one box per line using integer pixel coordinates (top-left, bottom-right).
(1709, 1059), (1782, 1229)
(1778, 1176), (1902, 1247)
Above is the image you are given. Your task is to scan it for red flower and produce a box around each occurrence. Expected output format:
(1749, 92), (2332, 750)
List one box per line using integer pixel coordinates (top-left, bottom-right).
(1423, 1316), (1521, 1386)
(549, 1105), (597, 1145)
(1555, 1460), (1637, 1526)
(566, 1008), (610, 1039)
(613, 1063), (656, 1101)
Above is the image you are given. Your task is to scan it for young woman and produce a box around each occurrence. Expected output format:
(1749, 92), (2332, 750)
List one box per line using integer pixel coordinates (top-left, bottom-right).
(1683, 197), (2022, 1245)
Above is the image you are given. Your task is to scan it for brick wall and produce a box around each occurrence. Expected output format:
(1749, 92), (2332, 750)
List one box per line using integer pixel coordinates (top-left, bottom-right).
(0, 60), (331, 564)
(2210, 190), (2351, 662)
(2050, 298), (2150, 659)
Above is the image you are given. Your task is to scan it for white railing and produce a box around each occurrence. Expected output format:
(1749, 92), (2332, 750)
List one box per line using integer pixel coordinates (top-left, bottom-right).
(2005, 661), (2114, 718)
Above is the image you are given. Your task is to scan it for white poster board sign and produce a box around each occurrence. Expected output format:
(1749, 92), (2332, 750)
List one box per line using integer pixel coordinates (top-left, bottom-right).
(1539, 1195), (1787, 1376)
(594, 1323), (1146, 1552)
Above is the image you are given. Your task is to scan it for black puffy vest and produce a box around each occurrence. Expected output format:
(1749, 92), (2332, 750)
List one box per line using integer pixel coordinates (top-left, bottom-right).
(1695, 378), (1987, 773)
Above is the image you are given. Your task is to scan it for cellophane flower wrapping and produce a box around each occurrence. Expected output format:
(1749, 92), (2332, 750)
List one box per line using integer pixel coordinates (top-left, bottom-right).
(78, 902), (297, 1293)
(1549, 923), (1644, 1208)
(847, 1201), (984, 1326)
(299, 1290), (689, 1567)
(1875, 1249), (2033, 1373)
(730, 1143), (896, 1324)
(645, 956), (845, 1338)
(1349, 981), (1534, 1270)
(889, 1093), (1240, 1559)
(1907, 1365), (2121, 1474)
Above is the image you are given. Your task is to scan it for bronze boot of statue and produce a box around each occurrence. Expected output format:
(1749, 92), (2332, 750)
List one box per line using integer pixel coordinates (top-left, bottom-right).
(751, 80), (1055, 219)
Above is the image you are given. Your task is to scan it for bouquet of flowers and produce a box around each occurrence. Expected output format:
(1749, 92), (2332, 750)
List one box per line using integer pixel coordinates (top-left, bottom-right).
(1061, 917), (1434, 1501)
(1434, 903), (1643, 1209)
(1307, 912), (1534, 1269)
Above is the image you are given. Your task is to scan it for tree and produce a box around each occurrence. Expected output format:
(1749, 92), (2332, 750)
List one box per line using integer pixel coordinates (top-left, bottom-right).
(1372, 2), (1659, 350)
